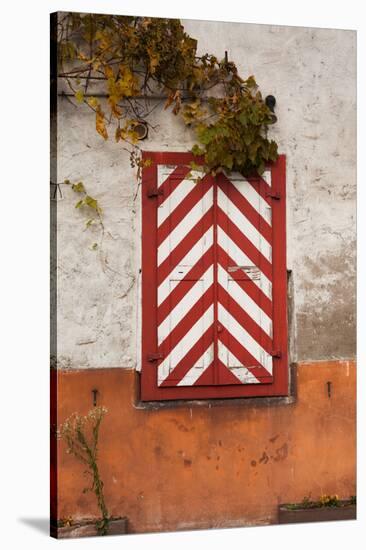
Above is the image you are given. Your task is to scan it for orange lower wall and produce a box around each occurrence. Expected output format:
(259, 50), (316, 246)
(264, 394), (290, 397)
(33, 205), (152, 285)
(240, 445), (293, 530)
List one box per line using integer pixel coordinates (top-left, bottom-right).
(54, 360), (356, 533)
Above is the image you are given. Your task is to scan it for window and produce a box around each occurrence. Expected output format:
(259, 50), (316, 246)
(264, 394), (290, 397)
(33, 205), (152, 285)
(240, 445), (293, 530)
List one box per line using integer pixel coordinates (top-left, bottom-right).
(141, 152), (288, 401)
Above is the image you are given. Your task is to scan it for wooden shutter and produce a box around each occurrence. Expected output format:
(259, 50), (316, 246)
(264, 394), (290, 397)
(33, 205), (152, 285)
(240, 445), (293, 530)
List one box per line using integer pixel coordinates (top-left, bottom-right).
(141, 152), (288, 401)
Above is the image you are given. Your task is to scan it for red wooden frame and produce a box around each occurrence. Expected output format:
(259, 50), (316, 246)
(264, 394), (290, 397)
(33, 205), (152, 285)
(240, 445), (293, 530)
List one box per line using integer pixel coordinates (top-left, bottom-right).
(141, 151), (288, 401)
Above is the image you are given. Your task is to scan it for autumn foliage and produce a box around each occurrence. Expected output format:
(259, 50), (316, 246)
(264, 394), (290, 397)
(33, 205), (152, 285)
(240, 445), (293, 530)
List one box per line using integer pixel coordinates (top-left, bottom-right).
(57, 13), (278, 177)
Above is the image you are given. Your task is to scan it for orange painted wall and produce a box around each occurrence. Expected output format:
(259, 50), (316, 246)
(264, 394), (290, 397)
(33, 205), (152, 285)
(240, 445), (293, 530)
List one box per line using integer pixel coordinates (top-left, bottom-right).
(53, 360), (356, 533)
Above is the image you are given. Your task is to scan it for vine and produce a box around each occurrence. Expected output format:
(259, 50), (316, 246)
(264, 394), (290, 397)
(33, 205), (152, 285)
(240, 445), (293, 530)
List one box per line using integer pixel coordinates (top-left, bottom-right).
(64, 179), (103, 249)
(57, 13), (278, 184)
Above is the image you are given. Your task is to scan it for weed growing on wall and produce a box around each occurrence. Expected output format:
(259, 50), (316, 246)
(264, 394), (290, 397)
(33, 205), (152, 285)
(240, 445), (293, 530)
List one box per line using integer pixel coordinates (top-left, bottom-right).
(58, 406), (110, 535)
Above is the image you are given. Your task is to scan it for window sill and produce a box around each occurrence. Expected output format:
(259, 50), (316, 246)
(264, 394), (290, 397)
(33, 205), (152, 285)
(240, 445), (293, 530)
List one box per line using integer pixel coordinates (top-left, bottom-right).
(134, 364), (297, 410)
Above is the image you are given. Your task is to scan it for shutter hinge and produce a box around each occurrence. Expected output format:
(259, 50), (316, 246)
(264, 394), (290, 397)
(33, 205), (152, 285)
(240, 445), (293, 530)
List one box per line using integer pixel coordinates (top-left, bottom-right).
(270, 350), (282, 358)
(147, 352), (164, 362)
(265, 190), (281, 200)
(147, 188), (163, 198)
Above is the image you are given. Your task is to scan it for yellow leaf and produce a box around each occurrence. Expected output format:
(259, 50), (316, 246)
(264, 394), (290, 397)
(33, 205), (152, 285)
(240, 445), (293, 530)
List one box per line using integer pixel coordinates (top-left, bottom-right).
(104, 65), (114, 79)
(108, 96), (122, 118)
(75, 90), (84, 103)
(84, 195), (99, 209)
(87, 96), (99, 109)
(147, 48), (160, 73)
(78, 52), (89, 61)
(96, 109), (108, 140)
(172, 90), (182, 115)
(117, 65), (140, 97)
(164, 91), (176, 110)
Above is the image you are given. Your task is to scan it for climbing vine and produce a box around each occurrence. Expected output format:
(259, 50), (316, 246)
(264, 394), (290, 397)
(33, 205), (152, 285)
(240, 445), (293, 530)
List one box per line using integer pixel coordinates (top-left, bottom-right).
(63, 178), (103, 249)
(57, 13), (278, 180)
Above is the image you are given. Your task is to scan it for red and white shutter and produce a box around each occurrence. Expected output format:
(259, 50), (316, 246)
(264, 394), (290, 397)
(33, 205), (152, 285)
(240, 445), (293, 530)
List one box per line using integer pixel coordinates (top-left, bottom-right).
(216, 172), (274, 385)
(141, 152), (288, 401)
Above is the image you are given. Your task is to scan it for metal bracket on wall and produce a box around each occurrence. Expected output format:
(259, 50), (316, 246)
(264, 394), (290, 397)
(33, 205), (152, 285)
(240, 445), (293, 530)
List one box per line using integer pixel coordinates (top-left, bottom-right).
(147, 189), (163, 198)
(265, 190), (281, 200)
(92, 388), (99, 406)
(50, 181), (64, 201)
(147, 353), (164, 362)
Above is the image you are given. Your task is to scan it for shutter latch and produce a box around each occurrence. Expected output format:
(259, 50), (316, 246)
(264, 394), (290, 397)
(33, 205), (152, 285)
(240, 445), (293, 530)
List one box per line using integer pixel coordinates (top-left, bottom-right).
(265, 190), (281, 200)
(270, 350), (282, 358)
(147, 352), (164, 362)
(147, 188), (163, 198)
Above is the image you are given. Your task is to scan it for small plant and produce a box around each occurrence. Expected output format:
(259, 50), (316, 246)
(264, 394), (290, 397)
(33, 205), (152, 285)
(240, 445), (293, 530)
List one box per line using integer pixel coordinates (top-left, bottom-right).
(300, 495), (312, 508)
(284, 494), (355, 510)
(58, 406), (110, 535)
(318, 494), (340, 507)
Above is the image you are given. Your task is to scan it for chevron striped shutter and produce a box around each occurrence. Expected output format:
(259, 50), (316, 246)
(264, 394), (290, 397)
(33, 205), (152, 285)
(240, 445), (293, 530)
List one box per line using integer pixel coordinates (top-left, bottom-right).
(141, 152), (288, 401)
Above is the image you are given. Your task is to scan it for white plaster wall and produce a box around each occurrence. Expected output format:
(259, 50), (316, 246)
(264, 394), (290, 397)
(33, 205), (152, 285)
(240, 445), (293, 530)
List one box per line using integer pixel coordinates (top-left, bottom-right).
(56, 19), (356, 369)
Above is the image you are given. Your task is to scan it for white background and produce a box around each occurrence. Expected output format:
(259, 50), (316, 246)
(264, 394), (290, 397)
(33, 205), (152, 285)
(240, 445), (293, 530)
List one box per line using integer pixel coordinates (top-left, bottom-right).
(0, 1), (364, 549)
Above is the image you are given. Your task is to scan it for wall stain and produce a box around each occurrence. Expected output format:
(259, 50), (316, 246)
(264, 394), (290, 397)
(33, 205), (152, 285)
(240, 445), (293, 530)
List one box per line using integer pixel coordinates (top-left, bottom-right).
(254, 441), (289, 466)
(169, 418), (195, 433)
(273, 443), (288, 462)
(259, 452), (269, 465)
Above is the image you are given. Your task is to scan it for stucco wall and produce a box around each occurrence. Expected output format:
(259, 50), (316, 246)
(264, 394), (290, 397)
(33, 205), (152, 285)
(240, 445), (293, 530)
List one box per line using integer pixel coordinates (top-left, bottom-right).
(55, 19), (356, 370)
(54, 360), (356, 532)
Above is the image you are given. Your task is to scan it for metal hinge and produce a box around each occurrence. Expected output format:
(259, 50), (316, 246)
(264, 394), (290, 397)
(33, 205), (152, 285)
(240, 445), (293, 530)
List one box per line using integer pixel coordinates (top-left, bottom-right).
(270, 350), (282, 358)
(147, 352), (164, 362)
(147, 188), (163, 198)
(265, 190), (281, 200)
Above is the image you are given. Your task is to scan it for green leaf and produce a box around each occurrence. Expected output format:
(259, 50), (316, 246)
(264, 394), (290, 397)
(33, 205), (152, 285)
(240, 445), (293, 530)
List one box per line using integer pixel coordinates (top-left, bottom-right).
(257, 161), (265, 175)
(245, 75), (257, 88)
(189, 161), (204, 172)
(75, 199), (84, 209)
(92, 243), (98, 250)
(243, 133), (252, 146)
(239, 112), (248, 126)
(72, 181), (86, 193)
(222, 154), (233, 170)
(84, 195), (99, 210)
(191, 144), (205, 157)
(196, 126), (213, 145)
